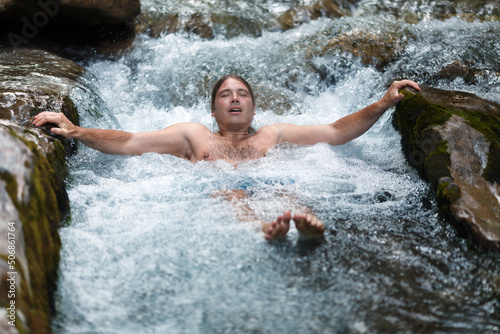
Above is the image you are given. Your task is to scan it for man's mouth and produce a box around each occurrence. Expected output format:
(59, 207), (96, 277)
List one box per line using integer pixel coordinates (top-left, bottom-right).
(229, 107), (241, 114)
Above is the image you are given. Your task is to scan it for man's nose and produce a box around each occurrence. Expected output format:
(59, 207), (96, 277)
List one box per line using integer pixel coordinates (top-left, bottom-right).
(231, 92), (239, 103)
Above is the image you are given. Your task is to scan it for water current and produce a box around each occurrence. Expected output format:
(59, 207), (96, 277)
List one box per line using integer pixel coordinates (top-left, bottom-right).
(53, 1), (500, 333)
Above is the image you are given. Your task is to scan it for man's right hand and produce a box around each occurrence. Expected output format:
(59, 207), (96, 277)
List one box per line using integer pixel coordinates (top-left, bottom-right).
(33, 111), (77, 138)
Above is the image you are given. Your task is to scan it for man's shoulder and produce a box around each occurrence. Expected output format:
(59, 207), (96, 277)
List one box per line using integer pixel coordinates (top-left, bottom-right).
(257, 123), (281, 132)
(164, 122), (211, 133)
(257, 123), (295, 135)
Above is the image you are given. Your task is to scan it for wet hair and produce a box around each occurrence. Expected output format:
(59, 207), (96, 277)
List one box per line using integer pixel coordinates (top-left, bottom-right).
(210, 74), (255, 113)
(210, 74), (257, 134)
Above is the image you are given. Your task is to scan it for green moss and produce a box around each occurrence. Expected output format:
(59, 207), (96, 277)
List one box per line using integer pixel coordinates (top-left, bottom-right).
(485, 141), (500, 184)
(0, 169), (18, 201)
(59, 97), (80, 156)
(19, 149), (62, 334)
(395, 91), (451, 141)
(424, 141), (452, 188)
(62, 96), (80, 126)
(437, 180), (461, 217)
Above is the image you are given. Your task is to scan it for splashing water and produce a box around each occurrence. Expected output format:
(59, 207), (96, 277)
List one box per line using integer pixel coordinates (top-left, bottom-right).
(53, 2), (500, 333)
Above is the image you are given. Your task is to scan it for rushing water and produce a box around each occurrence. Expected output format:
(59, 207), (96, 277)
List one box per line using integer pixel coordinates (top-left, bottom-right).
(53, 1), (500, 333)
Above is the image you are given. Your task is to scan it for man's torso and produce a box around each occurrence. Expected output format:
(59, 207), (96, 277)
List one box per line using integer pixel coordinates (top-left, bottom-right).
(188, 125), (279, 163)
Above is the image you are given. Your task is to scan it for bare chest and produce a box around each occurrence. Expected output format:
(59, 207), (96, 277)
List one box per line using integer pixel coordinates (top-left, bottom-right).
(197, 134), (274, 163)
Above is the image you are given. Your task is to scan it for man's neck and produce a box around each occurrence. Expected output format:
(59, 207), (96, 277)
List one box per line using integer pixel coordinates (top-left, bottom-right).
(217, 129), (252, 142)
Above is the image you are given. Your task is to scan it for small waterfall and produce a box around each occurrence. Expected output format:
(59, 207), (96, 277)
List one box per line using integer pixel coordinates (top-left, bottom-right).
(53, 1), (500, 333)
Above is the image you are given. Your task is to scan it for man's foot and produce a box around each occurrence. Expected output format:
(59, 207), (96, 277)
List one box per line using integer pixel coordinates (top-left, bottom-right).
(293, 213), (325, 239)
(263, 211), (291, 240)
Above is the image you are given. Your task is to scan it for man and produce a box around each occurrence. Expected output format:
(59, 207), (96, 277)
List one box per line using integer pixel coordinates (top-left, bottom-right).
(33, 75), (420, 241)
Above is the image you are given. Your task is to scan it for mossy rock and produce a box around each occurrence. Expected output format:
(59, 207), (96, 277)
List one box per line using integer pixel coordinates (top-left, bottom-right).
(392, 89), (451, 182)
(0, 48), (86, 333)
(0, 122), (66, 333)
(393, 86), (500, 250)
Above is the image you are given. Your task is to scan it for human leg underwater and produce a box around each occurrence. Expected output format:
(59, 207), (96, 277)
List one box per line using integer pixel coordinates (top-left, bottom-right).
(215, 189), (325, 241)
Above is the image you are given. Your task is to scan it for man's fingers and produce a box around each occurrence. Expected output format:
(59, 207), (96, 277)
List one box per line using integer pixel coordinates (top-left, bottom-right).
(396, 79), (420, 91)
(33, 112), (63, 126)
(411, 81), (421, 90)
(32, 112), (76, 138)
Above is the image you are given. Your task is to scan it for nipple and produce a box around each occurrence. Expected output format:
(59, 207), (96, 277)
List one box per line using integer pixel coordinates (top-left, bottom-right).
(203, 153), (210, 160)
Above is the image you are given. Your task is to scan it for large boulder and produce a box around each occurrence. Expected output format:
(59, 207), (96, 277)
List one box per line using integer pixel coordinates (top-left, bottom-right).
(393, 86), (500, 250)
(0, 48), (84, 333)
(0, 0), (140, 52)
(0, 0), (140, 26)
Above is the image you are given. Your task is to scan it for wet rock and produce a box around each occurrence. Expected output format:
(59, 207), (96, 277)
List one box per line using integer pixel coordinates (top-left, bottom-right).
(184, 13), (214, 39)
(0, 47), (85, 333)
(355, 0), (500, 23)
(392, 86), (500, 250)
(0, 121), (66, 334)
(0, 48), (82, 145)
(135, 1), (277, 39)
(316, 27), (409, 71)
(135, 0), (350, 40)
(277, 0), (350, 30)
(437, 60), (500, 85)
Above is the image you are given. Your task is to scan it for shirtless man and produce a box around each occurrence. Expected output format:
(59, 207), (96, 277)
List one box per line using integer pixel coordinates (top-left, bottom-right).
(33, 74), (420, 240)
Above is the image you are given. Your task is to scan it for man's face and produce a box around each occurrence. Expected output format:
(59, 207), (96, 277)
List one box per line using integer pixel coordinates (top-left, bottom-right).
(212, 78), (255, 131)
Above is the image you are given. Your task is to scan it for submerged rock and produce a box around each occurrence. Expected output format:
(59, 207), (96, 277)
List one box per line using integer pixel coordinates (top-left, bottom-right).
(135, 0), (351, 39)
(437, 60), (500, 86)
(393, 86), (500, 250)
(355, 0), (500, 23)
(135, 0), (278, 39)
(277, 0), (350, 30)
(0, 48), (84, 333)
(319, 27), (409, 70)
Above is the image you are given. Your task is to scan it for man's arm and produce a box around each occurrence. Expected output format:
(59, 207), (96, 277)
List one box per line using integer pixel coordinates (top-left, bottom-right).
(32, 111), (195, 157)
(274, 80), (420, 145)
